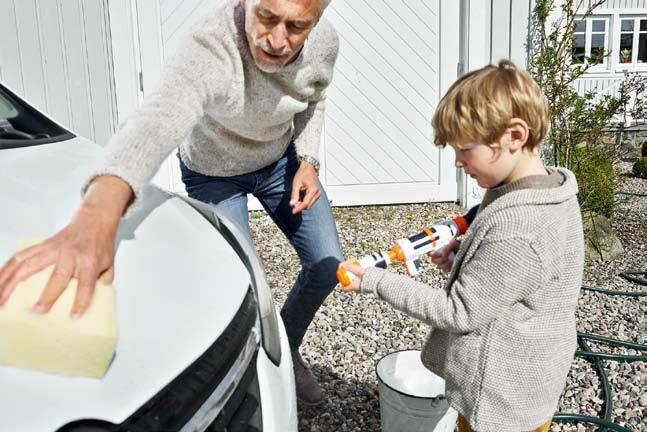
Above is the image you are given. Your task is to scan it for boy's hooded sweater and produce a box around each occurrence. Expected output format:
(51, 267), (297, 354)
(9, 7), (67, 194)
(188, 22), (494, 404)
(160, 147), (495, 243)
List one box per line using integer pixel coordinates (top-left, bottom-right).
(91, 0), (338, 202)
(361, 167), (584, 432)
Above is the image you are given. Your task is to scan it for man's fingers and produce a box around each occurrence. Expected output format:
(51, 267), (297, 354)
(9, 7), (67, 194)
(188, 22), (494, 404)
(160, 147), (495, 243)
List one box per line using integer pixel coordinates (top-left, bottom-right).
(33, 255), (75, 314)
(0, 243), (46, 287)
(291, 191), (307, 214)
(73, 264), (100, 318)
(289, 181), (303, 207)
(99, 266), (115, 284)
(300, 187), (318, 210)
(291, 181), (320, 214)
(304, 188), (320, 210)
(0, 246), (60, 306)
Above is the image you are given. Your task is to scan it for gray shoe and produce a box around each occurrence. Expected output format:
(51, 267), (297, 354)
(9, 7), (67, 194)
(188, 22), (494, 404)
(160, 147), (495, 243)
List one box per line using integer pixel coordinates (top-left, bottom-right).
(291, 349), (325, 406)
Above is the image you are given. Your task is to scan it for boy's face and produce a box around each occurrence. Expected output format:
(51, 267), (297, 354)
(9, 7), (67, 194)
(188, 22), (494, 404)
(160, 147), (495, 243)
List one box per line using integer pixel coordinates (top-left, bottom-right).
(241, 0), (321, 73)
(450, 139), (518, 189)
(449, 118), (535, 189)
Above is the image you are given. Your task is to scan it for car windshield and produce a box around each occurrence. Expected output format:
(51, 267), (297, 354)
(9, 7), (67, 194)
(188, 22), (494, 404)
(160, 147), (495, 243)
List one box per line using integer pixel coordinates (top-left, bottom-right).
(0, 85), (73, 149)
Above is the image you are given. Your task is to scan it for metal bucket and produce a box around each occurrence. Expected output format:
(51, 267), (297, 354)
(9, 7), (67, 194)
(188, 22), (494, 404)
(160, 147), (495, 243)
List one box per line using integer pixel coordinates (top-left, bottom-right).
(376, 350), (458, 432)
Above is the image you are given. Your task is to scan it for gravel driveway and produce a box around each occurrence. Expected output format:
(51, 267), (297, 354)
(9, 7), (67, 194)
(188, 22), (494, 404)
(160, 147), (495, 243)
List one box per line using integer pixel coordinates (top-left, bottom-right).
(250, 168), (646, 432)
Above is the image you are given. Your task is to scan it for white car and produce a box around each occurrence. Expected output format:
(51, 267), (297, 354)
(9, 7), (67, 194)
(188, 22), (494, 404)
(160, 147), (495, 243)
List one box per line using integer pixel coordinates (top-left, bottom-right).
(0, 82), (297, 432)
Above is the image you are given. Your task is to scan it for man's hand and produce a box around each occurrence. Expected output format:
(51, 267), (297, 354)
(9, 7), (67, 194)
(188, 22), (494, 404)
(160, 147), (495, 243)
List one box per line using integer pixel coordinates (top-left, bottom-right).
(0, 176), (133, 317)
(429, 239), (460, 273)
(337, 260), (365, 293)
(290, 161), (320, 214)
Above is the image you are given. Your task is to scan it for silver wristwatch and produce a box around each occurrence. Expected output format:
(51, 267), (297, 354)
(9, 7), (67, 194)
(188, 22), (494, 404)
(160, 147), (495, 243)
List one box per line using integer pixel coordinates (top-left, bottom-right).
(297, 154), (320, 174)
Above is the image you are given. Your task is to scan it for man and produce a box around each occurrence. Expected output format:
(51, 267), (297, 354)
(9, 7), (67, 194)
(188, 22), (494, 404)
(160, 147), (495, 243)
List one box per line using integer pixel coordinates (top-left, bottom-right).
(0, 0), (341, 405)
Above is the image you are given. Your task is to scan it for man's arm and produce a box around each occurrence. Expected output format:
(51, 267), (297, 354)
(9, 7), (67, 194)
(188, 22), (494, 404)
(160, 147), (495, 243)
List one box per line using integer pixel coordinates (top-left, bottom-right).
(0, 175), (132, 317)
(290, 100), (326, 214)
(98, 32), (231, 204)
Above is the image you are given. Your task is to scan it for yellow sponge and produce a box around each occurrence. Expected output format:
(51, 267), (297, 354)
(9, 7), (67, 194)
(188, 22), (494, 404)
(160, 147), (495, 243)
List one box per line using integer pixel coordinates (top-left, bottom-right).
(0, 245), (118, 378)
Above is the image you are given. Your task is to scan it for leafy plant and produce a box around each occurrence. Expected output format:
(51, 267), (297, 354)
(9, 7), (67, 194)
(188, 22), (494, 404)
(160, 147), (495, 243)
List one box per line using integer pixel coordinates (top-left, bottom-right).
(572, 146), (615, 216)
(633, 157), (647, 178)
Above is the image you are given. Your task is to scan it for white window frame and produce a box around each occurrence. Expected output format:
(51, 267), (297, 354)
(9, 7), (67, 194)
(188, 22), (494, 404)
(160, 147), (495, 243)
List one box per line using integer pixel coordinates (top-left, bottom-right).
(615, 15), (647, 72)
(573, 16), (610, 71)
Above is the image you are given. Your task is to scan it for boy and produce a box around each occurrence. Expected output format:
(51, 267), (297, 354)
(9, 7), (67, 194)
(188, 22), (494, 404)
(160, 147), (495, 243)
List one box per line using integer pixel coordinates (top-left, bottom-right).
(339, 60), (584, 432)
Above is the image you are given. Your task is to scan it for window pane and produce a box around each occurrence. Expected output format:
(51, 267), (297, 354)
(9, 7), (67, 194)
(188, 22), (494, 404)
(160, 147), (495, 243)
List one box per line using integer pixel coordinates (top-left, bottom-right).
(575, 20), (586, 33)
(621, 19), (634, 32)
(620, 33), (634, 63)
(641, 19), (647, 31)
(592, 20), (605, 32)
(573, 34), (585, 63)
(591, 34), (605, 64)
(591, 33), (605, 49)
(639, 33), (647, 63)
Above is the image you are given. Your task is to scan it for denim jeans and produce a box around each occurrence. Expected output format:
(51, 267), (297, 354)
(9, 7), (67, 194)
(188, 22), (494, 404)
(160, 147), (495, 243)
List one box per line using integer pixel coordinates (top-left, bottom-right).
(179, 145), (343, 349)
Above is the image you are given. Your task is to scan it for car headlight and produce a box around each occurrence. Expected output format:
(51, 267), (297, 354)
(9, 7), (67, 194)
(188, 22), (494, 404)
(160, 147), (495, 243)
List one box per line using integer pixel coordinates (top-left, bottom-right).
(179, 195), (282, 366)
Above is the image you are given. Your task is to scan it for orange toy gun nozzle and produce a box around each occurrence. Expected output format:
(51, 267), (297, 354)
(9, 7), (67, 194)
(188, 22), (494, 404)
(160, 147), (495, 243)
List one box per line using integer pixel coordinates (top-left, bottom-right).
(452, 215), (469, 236)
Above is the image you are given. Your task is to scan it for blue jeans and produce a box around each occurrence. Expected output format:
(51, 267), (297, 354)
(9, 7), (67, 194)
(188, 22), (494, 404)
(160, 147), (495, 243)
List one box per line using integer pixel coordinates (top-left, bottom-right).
(179, 145), (343, 349)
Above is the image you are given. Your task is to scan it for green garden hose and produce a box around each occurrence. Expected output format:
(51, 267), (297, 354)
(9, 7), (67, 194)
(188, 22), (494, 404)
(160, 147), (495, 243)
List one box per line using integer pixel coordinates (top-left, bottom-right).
(616, 191), (647, 197)
(552, 271), (647, 432)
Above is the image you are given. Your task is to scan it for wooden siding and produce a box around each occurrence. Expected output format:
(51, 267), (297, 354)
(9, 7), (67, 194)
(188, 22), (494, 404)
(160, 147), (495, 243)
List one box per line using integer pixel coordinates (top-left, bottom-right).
(573, 76), (625, 99)
(0, 0), (116, 145)
(323, 0), (442, 187)
(488, 0), (536, 67)
(585, 0), (647, 8)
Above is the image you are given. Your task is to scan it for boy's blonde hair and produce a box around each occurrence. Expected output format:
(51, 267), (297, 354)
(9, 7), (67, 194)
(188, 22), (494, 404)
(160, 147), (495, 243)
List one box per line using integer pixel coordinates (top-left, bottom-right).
(432, 59), (549, 151)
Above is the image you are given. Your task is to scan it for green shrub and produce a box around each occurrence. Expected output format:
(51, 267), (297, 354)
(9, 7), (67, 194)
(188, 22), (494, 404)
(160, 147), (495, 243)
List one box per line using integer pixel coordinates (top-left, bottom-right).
(572, 146), (615, 217)
(642, 141), (647, 157)
(633, 157), (647, 178)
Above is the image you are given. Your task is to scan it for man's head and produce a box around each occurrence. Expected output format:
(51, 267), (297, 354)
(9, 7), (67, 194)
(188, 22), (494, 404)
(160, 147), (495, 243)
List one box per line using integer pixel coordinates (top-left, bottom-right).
(241, 0), (330, 73)
(432, 60), (550, 188)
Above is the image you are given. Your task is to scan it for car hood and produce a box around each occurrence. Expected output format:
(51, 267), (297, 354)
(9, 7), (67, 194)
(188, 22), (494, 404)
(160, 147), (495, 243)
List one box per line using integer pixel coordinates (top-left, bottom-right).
(0, 137), (251, 430)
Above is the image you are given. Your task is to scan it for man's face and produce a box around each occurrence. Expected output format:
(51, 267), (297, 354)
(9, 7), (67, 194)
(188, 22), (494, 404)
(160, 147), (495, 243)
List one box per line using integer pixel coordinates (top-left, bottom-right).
(241, 0), (321, 73)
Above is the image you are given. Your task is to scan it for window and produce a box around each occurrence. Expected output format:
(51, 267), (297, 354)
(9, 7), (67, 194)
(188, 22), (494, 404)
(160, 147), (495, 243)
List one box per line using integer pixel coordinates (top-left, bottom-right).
(0, 85), (73, 149)
(573, 18), (609, 66)
(619, 17), (647, 65)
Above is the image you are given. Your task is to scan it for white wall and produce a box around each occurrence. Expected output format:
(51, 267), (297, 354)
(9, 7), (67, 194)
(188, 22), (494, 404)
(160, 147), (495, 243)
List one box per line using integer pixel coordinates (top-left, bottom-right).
(0, 0), (117, 145)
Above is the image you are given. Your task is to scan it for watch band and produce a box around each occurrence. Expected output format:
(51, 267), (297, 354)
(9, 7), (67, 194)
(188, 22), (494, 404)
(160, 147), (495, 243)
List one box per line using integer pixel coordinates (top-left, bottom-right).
(297, 154), (320, 173)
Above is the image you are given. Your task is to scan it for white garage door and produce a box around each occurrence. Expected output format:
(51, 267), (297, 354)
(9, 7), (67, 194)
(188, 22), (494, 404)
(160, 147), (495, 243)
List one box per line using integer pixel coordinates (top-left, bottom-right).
(322, 0), (458, 205)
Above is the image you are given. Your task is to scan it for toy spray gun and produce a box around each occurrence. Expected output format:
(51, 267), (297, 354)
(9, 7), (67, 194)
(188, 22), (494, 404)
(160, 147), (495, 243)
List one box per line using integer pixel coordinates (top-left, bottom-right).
(337, 206), (479, 287)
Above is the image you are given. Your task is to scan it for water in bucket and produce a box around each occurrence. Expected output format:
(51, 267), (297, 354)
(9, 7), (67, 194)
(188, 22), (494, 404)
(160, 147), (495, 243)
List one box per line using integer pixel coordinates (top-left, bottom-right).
(376, 350), (458, 432)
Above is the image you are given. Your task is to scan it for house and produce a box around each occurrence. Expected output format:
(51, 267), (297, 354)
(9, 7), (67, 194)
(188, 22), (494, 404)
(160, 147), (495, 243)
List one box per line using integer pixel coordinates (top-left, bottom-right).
(571, 1), (647, 103)
(2, 0), (638, 209)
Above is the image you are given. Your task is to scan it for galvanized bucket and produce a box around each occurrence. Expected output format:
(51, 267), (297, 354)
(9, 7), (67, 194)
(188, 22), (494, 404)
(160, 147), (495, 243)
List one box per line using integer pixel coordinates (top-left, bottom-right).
(376, 350), (458, 432)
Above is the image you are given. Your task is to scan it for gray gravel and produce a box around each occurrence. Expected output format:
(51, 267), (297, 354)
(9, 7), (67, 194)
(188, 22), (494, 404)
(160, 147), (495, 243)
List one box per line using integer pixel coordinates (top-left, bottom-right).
(250, 165), (646, 432)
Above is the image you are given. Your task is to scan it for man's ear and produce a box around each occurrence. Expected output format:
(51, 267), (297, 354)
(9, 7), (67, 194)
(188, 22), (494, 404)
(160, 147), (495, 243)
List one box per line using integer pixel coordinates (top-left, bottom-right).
(507, 118), (529, 153)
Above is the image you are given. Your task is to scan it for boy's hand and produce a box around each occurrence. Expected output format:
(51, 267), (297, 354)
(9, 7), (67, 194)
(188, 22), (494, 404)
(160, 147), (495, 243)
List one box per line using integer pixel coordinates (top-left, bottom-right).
(429, 239), (459, 273)
(337, 260), (365, 293)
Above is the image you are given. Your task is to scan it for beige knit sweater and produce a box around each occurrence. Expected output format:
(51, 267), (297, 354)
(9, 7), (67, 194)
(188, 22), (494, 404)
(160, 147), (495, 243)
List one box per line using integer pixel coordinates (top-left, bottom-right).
(93, 0), (338, 200)
(361, 167), (585, 432)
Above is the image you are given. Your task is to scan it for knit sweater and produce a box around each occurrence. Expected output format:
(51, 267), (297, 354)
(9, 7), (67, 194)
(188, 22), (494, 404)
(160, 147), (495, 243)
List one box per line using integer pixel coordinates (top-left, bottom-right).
(361, 167), (585, 432)
(92, 0), (338, 201)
